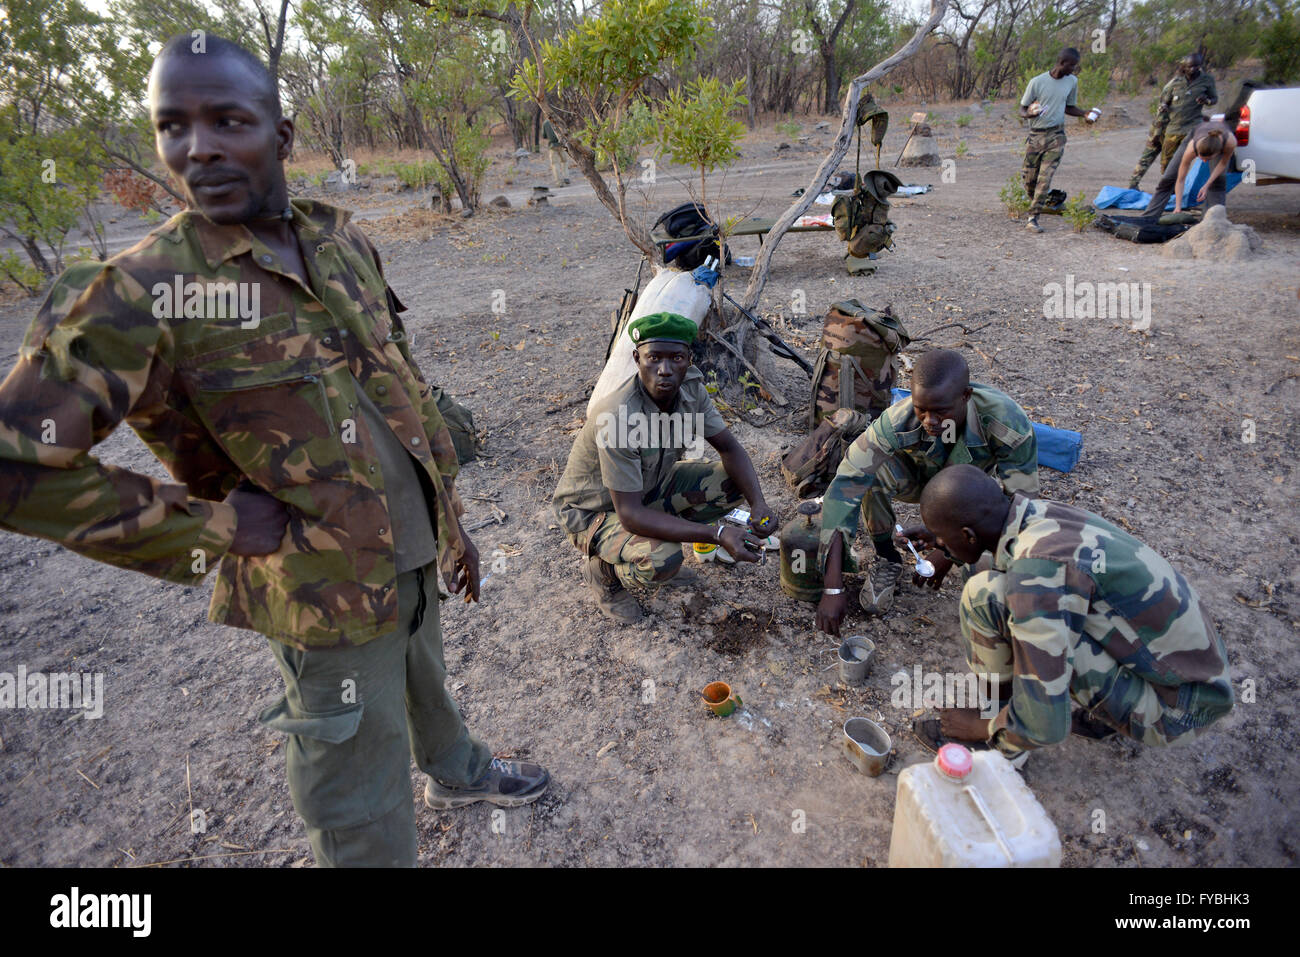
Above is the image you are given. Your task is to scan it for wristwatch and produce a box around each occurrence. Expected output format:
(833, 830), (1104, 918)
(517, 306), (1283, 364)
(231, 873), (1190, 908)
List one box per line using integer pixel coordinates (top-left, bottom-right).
(823, 587), (845, 595)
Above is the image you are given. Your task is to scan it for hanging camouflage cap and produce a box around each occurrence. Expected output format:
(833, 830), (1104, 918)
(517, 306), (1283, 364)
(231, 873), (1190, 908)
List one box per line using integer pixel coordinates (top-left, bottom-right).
(629, 312), (698, 346)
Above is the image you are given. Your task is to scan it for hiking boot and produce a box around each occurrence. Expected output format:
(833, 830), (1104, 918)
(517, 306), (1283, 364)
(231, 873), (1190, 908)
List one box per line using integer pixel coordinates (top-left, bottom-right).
(1025, 215), (1044, 233)
(424, 757), (550, 810)
(581, 556), (644, 622)
(859, 560), (904, 616)
(912, 717), (1029, 769)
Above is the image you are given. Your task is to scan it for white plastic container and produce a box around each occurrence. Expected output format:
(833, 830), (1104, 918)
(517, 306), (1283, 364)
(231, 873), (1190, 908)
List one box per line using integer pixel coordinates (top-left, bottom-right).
(888, 744), (1061, 868)
(587, 265), (714, 414)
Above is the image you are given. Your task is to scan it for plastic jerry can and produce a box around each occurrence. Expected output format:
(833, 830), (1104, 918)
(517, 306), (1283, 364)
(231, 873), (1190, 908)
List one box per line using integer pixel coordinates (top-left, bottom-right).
(888, 744), (1061, 867)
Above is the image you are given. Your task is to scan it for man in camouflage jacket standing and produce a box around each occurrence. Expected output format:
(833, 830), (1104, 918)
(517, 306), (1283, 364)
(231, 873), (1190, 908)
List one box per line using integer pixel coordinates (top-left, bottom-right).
(0, 36), (547, 866)
(917, 466), (1233, 761)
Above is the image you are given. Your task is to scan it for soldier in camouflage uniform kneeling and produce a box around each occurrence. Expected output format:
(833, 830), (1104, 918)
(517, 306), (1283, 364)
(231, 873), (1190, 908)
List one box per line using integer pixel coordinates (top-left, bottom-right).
(553, 313), (777, 623)
(0, 37), (548, 866)
(915, 465), (1233, 763)
(816, 350), (1038, 633)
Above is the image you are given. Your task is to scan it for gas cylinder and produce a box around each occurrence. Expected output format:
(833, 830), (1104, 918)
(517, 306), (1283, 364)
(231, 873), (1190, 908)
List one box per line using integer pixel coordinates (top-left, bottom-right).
(779, 501), (824, 602)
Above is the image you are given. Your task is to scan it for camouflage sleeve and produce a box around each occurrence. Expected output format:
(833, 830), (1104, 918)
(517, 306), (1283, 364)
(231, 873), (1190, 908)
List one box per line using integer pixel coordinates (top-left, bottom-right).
(988, 557), (1092, 755)
(0, 264), (237, 584)
(816, 418), (891, 574)
(1158, 80), (1175, 116)
(993, 420), (1040, 497)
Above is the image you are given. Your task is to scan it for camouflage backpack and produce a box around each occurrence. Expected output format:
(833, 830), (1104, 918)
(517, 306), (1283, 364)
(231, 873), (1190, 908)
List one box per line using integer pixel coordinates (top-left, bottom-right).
(808, 300), (910, 429)
(830, 92), (900, 259)
(780, 300), (910, 497)
(780, 408), (870, 499)
(831, 169), (903, 258)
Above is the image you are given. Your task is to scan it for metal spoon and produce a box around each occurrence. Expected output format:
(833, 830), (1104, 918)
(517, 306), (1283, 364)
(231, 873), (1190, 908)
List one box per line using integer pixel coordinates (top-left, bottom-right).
(895, 523), (935, 577)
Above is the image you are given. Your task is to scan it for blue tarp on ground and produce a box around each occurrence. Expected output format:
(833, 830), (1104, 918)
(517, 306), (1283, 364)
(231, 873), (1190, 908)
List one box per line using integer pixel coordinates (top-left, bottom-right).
(889, 388), (1082, 473)
(1094, 158), (1244, 211)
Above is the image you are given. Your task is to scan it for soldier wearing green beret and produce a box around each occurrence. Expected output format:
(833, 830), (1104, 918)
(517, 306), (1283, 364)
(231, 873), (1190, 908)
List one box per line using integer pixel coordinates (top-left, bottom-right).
(553, 312), (777, 622)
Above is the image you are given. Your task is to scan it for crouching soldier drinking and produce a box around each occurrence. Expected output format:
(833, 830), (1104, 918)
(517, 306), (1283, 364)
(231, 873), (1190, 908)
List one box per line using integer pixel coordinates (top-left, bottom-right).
(914, 465), (1234, 763)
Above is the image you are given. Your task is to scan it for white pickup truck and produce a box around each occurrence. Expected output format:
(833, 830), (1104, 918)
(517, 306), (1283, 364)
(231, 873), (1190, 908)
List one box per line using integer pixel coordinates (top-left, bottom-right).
(1214, 86), (1300, 185)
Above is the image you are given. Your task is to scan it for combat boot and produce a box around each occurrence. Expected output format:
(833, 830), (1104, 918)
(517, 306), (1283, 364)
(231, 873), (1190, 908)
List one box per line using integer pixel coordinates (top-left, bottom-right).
(581, 556), (644, 622)
(860, 560), (904, 616)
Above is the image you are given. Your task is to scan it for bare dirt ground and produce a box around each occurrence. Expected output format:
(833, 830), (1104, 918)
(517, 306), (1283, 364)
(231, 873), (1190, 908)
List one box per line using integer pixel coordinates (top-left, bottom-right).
(1, 94), (1298, 867)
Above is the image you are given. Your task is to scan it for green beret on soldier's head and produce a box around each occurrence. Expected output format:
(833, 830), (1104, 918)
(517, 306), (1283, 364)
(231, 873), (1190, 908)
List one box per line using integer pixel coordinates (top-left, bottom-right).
(629, 312), (698, 347)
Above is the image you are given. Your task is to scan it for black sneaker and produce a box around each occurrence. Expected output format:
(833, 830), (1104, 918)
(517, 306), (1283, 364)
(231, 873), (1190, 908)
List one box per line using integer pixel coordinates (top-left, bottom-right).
(424, 757), (550, 809)
(1025, 216), (1044, 233)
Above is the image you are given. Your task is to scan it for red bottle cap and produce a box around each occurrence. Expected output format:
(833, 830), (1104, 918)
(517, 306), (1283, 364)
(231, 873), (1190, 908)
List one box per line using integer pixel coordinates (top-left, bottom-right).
(936, 743), (973, 780)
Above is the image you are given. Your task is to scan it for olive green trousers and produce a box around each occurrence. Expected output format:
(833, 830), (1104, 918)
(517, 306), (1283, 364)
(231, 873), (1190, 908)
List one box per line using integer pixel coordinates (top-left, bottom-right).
(260, 562), (492, 866)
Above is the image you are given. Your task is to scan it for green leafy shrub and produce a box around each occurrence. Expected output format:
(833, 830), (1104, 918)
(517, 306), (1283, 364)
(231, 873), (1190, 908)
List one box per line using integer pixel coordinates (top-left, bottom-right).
(774, 118), (801, 139)
(999, 175), (1031, 219)
(1062, 195), (1096, 232)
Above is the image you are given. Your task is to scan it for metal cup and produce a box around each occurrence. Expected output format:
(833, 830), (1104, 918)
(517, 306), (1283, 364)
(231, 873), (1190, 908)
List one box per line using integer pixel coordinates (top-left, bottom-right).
(843, 717), (892, 776)
(837, 636), (875, 684)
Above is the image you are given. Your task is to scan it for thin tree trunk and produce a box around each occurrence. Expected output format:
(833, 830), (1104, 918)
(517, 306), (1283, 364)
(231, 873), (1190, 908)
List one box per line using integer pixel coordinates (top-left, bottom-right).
(740, 0), (950, 312)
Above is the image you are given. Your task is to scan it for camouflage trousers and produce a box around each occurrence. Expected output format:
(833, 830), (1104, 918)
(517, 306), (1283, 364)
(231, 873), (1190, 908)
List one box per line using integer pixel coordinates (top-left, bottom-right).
(1023, 127), (1067, 215)
(960, 570), (1233, 749)
(261, 561), (492, 867)
(1160, 133), (1188, 173)
(859, 451), (939, 541)
(567, 460), (745, 589)
(1129, 116), (1170, 187)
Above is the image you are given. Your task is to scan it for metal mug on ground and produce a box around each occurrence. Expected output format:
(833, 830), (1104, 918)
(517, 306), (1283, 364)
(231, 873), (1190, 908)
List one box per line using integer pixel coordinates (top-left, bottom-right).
(843, 717), (892, 776)
(702, 681), (742, 717)
(837, 636), (875, 684)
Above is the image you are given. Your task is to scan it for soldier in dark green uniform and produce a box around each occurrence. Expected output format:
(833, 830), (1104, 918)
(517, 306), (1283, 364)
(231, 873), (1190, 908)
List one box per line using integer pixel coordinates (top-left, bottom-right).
(914, 466), (1233, 762)
(1128, 73), (1178, 189)
(0, 36), (548, 867)
(1159, 53), (1217, 174)
(816, 350), (1038, 635)
(541, 118), (570, 186)
(553, 313), (777, 623)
